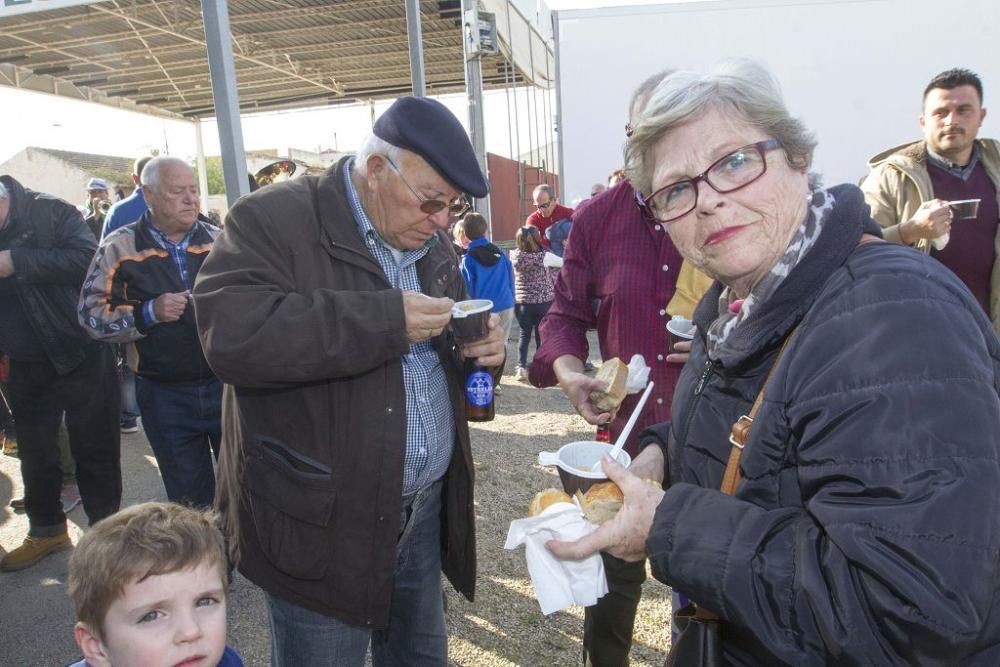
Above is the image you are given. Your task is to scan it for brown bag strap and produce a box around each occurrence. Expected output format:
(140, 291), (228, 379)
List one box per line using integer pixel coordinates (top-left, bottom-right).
(719, 331), (796, 495)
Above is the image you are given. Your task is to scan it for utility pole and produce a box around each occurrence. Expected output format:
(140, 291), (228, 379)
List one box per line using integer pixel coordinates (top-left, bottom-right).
(461, 0), (491, 228)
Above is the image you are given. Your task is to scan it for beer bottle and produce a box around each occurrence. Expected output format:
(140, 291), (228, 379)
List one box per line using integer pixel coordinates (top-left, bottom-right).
(465, 361), (495, 422)
(595, 422), (611, 442)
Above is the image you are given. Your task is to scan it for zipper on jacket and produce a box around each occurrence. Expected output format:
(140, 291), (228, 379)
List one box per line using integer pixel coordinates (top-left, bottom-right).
(676, 359), (717, 452)
(694, 359), (715, 395)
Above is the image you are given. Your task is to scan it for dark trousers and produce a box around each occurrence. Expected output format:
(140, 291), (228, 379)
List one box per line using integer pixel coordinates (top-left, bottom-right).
(136, 376), (222, 507)
(514, 301), (551, 368)
(7, 343), (121, 534)
(583, 553), (646, 667)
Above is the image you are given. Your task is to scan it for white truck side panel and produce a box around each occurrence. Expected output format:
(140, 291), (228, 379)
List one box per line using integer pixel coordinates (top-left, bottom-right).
(555, 0), (998, 203)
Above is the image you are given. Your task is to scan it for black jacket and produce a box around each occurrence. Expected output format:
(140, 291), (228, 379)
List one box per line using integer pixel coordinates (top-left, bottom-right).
(642, 185), (1000, 665)
(78, 211), (220, 384)
(1, 175), (97, 374)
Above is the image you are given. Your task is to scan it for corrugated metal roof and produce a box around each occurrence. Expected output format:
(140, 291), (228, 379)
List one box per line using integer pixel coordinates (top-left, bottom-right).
(32, 147), (134, 183)
(0, 0), (547, 119)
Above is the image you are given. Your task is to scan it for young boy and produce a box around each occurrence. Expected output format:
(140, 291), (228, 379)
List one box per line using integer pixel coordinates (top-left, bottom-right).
(67, 502), (244, 667)
(459, 212), (515, 350)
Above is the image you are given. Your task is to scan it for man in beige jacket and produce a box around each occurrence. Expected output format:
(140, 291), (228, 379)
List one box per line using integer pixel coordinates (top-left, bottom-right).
(861, 68), (1000, 333)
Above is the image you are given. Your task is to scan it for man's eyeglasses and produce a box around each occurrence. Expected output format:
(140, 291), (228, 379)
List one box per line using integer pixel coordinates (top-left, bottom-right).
(384, 156), (471, 218)
(642, 139), (782, 223)
(535, 201), (552, 210)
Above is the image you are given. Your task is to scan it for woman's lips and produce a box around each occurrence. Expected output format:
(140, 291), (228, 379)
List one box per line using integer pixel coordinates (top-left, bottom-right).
(704, 224), (749, 246)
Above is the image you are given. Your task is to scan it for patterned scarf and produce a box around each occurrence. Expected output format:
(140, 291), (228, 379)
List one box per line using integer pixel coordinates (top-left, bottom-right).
(705, 188), (836, 360)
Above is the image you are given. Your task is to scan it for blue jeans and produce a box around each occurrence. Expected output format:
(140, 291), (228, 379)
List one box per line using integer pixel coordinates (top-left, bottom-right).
(119, 360), (140, 422)
(267, 480), (447, 667)
(135, 377), (222, 507)
(514, 301), (551, 368)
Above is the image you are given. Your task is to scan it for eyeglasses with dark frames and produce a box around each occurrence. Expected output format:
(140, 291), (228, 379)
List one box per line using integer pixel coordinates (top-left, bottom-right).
(643, 139), (783, 223)
(384, 156), (471, 218)
(535, 200), (553, 210)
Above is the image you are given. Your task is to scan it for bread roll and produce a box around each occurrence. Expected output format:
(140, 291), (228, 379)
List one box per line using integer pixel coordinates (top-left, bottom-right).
(589, 358), (629, 411)
(581, 479), (662, 524)
(581, 481), (624, 524)
(528, 488), (573, 517)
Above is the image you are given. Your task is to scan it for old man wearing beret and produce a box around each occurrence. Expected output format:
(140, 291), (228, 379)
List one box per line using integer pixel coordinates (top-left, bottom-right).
(193, 97), (505, 665)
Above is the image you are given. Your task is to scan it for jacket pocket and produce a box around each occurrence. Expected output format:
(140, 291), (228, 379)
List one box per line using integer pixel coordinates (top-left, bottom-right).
(244, 436), (335, 581)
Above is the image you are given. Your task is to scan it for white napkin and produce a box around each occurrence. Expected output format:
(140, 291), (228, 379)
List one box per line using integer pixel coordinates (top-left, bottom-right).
(626, 354), (650, 393)
(504, 502), (608, 615)
(931, 232), (949, 250)
(543, 251), (564, 269)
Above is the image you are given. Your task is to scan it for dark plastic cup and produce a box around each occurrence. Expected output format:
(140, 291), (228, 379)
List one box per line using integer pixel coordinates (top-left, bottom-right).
(537, 441), (632, 496)
(949, 199), (981, 220)
(451, 299), (493, 342)
(666, 316), (695, 354)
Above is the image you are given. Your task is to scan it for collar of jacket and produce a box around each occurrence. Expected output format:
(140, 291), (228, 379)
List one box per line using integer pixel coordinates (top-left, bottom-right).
(133, 209), (216, 253)
(692, 184), (881, 372)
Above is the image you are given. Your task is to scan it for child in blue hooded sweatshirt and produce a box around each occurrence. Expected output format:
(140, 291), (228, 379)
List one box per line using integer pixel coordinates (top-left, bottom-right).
(459, 212), (515, 362)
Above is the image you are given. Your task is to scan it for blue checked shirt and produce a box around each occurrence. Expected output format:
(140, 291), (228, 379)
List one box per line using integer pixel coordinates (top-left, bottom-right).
(343, 159), (455, 494)
(142, 212), (198, 326)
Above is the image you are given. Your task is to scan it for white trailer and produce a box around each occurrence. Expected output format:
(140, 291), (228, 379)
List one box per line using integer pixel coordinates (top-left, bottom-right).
(553, 0), (999, 204)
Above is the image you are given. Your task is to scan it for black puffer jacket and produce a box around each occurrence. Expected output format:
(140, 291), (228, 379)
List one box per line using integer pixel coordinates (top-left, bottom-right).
(1, 175), (97, 374)
(642, 185), (1000, 665)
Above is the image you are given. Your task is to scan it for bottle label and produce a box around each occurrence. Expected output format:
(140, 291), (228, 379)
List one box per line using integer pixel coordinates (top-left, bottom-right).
(465, 370), (493, 407)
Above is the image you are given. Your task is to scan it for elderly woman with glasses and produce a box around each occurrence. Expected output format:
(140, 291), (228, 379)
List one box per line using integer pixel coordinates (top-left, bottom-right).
(548, 60), (1000, 664)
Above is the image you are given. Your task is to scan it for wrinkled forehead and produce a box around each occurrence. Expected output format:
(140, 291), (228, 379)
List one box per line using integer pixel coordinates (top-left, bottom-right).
(398, 150), (461, 199)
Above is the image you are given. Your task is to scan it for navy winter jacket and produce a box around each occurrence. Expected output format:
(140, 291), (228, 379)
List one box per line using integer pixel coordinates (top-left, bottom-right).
(641, 185), (1000, 665)
(460, 237), (515, 312)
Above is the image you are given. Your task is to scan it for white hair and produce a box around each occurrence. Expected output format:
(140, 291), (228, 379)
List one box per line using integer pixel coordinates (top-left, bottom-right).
(352, 133), (403, 176)
(0, 181), (8, 199)
(140, 156), (192, 190)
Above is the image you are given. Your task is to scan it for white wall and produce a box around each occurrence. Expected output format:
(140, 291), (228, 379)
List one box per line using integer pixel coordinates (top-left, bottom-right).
(0, 148), (91, 205)
(555, 0), (999, 203)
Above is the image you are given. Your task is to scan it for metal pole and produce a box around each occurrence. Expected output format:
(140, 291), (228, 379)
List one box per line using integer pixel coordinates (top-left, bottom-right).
(404, 0), (426, 96)
(201, 0), (248, 207)
(552, 9), (565, 202)
(194, 118), (209, 214)
(461, 0), (492, 228)
(505, 2), (525, 221)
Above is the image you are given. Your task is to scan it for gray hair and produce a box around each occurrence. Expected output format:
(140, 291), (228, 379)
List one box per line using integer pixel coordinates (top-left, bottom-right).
(625, 59), (816, 197)
(532, 183), (551, 199)
(629, 69), (674, 122)
(353, 133), (403, 176)
(0, 181), (8, 199)
(140, 156), (192, 190)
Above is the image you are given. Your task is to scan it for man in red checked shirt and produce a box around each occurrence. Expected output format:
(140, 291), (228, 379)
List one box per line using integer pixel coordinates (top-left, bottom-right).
(528, 70), (687, 667)
(526, 184), (574, 249)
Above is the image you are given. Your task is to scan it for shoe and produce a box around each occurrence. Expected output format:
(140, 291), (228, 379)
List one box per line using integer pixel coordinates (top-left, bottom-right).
(2, 434), (17, 457)
(10, 496), (25, 511)
(514, 366), (528, 382)
(61, 484), (82, 513)
(0, 533), (72, 572)
(494, 384), (503, 396)
(120, 418), (139, 434)
(583, 361), (596, 372)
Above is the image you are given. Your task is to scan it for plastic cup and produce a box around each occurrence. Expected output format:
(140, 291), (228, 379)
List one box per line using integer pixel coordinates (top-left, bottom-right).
(537, 441), (632, 495)
(949, 199), (981, 220)
(451, 299), (493, 342)
(666, 316), (695, 353)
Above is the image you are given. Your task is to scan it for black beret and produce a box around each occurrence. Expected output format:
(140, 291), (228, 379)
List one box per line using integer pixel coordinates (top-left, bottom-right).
(373, 96), (489, 198)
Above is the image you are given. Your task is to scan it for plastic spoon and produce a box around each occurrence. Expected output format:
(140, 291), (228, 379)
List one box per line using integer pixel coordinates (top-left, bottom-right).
(592, 380), (655, 471)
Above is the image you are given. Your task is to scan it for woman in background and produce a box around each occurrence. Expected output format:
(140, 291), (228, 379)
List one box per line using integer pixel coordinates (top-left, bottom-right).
(510, 226), (553, 381)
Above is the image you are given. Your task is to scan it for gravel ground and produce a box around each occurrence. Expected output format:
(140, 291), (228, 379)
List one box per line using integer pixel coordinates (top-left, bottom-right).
(0, 335), (671, 666)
